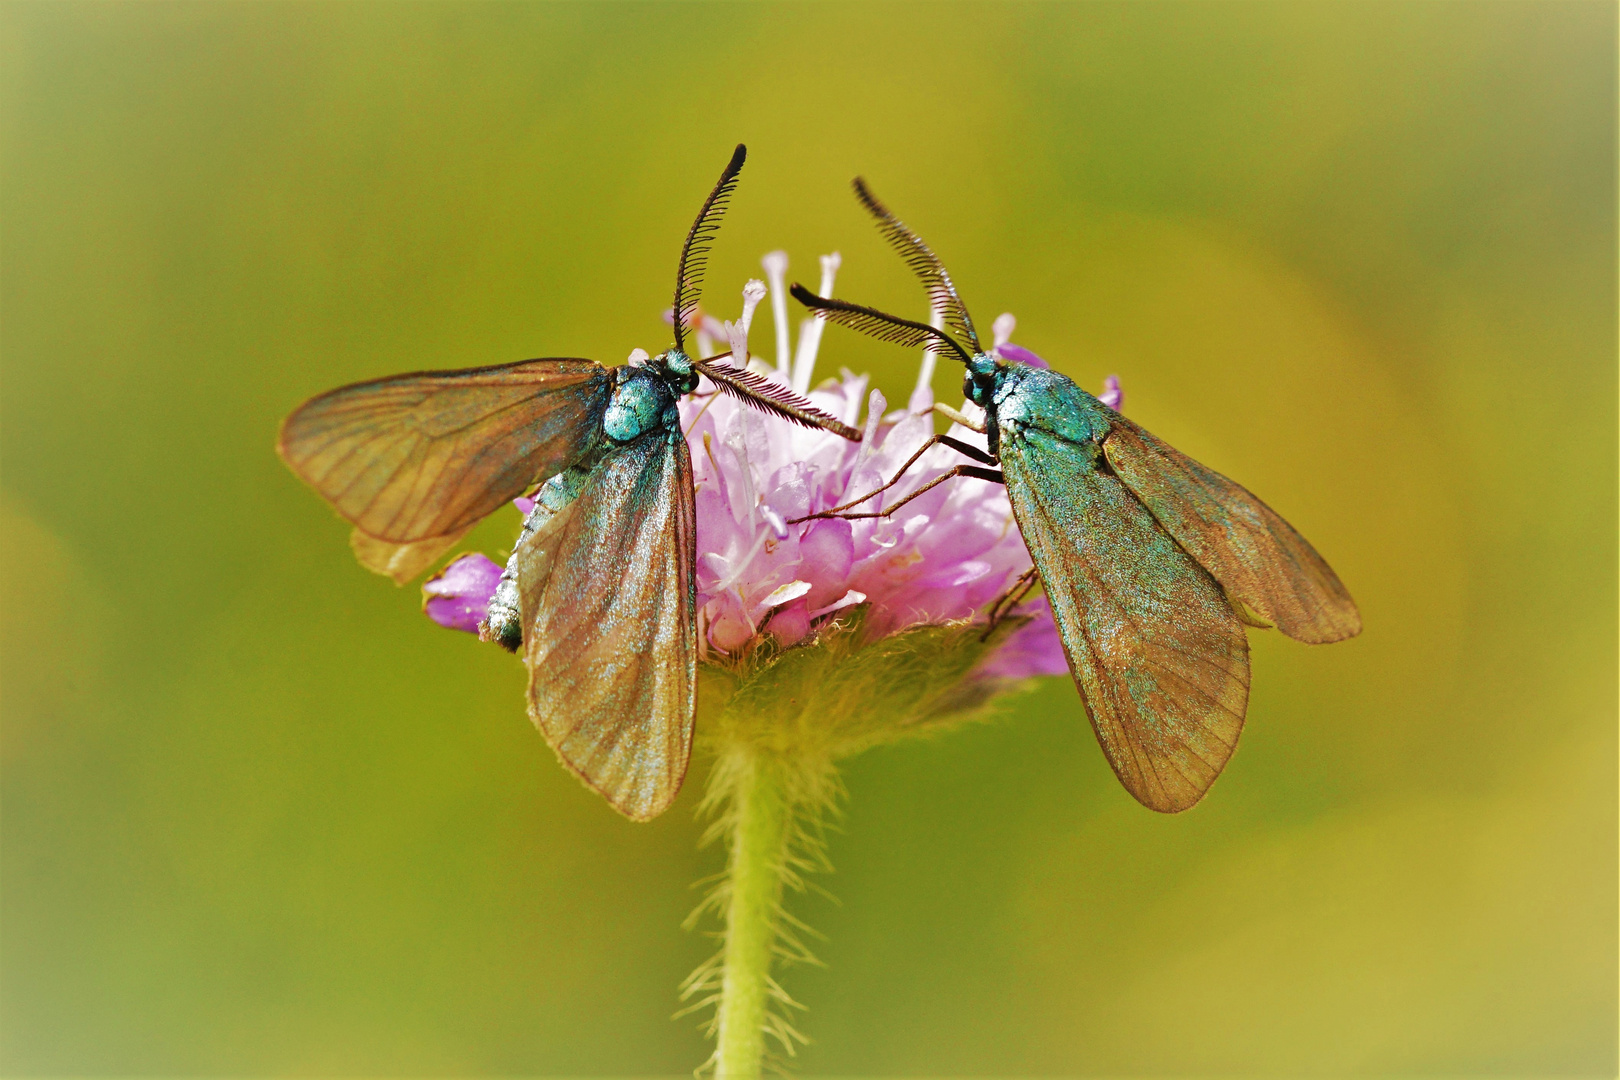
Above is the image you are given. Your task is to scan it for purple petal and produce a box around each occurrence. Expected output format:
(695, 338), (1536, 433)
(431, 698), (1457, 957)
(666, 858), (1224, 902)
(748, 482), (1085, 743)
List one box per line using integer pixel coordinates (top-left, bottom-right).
(977, 596), (1068, 679)
(1098, 375), (1124, 412)
(997, 342), (1049, 369)
(421, 553), (504, 634)
(797, 518), (855, 608)
(769, 599), (811, 646)
(513, 495), (536, 516)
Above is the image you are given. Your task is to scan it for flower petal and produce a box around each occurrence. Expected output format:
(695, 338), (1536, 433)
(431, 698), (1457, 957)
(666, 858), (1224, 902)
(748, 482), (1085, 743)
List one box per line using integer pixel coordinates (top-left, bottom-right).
(769, 599), (812, 646)
(997, 342), (1049, 369)
(421, 553), (504, 634)
(977, 597), (1068, 679)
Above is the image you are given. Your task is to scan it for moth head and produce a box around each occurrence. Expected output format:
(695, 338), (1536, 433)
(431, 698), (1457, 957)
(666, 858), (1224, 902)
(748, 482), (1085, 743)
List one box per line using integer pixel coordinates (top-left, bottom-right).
(654, 349), (700, 395)
(963, 352), (999, 407)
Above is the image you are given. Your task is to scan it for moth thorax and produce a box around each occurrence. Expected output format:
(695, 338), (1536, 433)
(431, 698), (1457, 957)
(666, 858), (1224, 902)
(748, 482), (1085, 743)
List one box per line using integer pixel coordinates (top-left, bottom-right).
(603, 370), (672, 442)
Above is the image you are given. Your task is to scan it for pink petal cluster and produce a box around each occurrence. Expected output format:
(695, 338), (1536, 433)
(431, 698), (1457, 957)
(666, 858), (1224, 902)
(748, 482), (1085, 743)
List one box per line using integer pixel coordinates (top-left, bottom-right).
(683, 371), (1058, 676)
(421, 259), (1136, 686)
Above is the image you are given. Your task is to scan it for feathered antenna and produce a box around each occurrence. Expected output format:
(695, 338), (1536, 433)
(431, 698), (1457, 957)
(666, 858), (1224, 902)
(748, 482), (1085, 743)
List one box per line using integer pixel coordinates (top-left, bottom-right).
(851, 178), (984, 355)
(694, 358), (862, 442)
(674, 144), (748, 355)
(788, 283), (973, 366)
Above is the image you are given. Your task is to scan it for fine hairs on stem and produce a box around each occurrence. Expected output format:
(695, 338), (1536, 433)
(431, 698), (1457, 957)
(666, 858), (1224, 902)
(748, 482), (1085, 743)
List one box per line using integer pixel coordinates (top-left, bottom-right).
(679, 741), (839, 1077)
(676, 610), (1034, 1077)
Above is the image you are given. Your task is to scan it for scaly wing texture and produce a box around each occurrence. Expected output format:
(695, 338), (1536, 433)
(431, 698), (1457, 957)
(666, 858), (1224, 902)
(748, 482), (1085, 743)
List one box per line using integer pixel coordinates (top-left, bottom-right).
(1102, 415), (1361, 644)
(1000, 424), (1251, 813)
(511, 431), (696, 821)
(278, 358), (610, 543)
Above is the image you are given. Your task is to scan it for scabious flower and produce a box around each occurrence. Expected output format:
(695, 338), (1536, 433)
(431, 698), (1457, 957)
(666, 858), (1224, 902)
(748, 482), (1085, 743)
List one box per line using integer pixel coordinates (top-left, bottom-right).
(422, 253), (1108, 685)
(420, 251), (1125, 1074)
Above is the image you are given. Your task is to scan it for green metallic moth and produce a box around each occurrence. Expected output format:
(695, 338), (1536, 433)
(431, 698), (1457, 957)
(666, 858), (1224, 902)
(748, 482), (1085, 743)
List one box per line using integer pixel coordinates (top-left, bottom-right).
(792, 180), (1361, 813)
(278, 146), (861, 821)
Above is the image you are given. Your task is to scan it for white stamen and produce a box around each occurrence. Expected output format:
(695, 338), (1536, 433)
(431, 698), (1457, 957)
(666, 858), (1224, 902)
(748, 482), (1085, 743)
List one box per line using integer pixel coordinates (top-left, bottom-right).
(725, 278), (768, 367)
(740, 279), (766, 335)
(909, 299), (948, 413)
(808, 589), (866, 619)
(627, 347), (650, 367)
(992, 312), (1016, 351)
(791, 252), (841, 394)
(953, 400), (989, 431)
(760, 504), (788, 539)
(760, 580), (812, 609)
(762, 251), (791, 378)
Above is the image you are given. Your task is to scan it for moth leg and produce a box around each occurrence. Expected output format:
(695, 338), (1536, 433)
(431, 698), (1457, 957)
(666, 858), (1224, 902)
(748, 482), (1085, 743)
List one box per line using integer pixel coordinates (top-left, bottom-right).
(819, 464), (1005, 522)
(788, 435), (996, 523)
(981, 565), (1041, 641)
(932, 402), (988, 433)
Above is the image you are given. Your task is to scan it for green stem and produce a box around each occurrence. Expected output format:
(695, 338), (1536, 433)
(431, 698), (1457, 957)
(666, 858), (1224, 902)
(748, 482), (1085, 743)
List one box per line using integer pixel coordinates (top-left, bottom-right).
(714, 746), (788, 1079)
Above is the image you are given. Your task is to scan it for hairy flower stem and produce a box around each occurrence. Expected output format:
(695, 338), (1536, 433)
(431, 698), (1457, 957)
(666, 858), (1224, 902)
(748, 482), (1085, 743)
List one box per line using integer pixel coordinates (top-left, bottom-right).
(714, 747), (789, 1078)
(685, 613), (1030, 1073)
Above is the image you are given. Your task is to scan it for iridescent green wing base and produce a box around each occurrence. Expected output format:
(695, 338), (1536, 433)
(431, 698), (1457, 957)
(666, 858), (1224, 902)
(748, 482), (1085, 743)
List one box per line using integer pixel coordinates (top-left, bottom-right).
(1000, 424), (1251, 813)
(508, 429), (697, 821)
(1102, 416), (1361, 644)
(277, 358), (610, 546)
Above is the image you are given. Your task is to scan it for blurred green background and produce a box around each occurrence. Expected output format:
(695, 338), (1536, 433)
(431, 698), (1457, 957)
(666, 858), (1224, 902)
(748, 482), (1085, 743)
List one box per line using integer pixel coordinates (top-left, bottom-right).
(2, 2), (1614, 1075)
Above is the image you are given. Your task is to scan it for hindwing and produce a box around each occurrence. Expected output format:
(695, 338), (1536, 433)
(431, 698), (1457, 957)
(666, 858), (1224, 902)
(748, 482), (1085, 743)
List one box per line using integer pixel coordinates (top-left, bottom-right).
(1101, 415), (1361, 644)
(1000, 423), (1251, 813)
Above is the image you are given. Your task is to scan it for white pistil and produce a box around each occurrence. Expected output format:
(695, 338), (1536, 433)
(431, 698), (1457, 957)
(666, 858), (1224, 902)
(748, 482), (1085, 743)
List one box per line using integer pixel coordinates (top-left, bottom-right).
(762, 251), (791, 379)
(909, 299), (948, 413)
(791, 252), (841, 395)
(628, 347), (651, 367)
(992, 312), (1016, 352)
(760, 504), (788, 540)
(726, 279), (768, 371)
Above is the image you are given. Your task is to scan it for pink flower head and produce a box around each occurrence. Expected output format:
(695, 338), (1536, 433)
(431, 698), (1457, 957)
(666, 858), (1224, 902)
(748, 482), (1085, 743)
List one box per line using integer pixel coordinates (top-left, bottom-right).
(420, 254), (1142, 685)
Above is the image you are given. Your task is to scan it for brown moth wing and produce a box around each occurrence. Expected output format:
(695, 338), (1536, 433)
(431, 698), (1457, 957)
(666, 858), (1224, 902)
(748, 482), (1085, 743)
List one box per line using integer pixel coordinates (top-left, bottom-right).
(1101, 414), (1361, 644)
(1000, 424), (1251, 813)
(278, 358), (611, 544)
(510, 431), (696, 821)
(347, 526), (471, 584)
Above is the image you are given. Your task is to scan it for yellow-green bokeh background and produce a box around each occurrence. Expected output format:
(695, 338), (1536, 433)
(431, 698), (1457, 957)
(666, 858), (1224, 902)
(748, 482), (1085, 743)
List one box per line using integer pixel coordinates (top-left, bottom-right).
(2, 2), (1614, 1075)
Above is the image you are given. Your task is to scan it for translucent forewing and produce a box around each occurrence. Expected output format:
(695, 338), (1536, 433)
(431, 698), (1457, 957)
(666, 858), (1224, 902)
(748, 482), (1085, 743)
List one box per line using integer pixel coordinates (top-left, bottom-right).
(1101, 416), (1361, 644)
(999, 423), (1251, 813)
(278, 358), (611, 544)
(509, 429), (696, 821)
